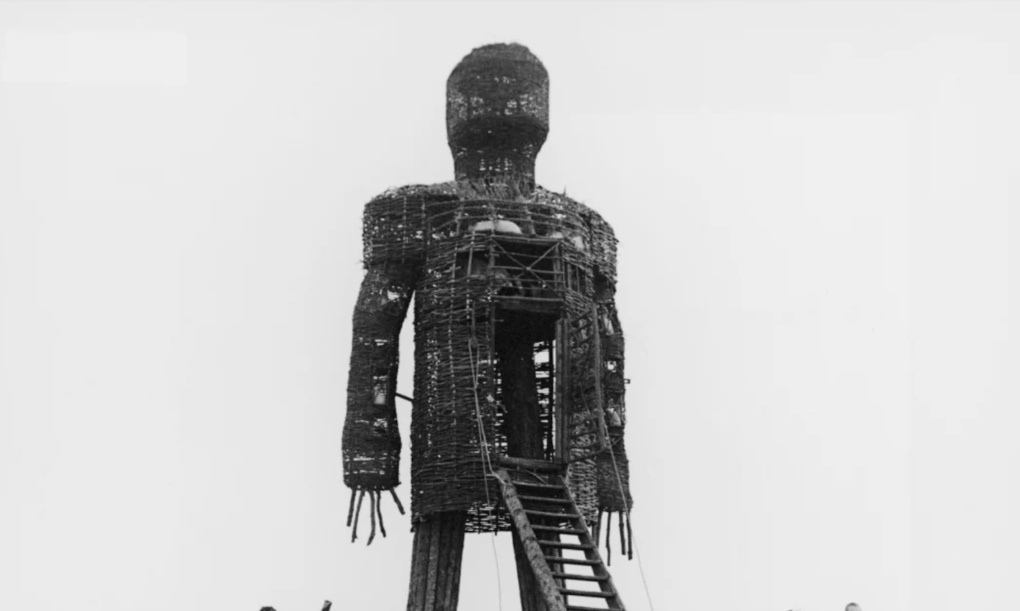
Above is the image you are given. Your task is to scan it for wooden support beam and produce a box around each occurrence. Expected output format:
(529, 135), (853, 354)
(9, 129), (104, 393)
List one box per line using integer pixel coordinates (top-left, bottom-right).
(405, 511), (466, 611)
(590, 304), (608, 451)
(499, 455), (563, 472)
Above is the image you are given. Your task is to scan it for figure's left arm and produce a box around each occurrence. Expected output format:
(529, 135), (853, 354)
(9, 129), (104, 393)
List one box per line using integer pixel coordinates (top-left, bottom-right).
(588, 211), (635, 557)
(595, 271), (633, 513)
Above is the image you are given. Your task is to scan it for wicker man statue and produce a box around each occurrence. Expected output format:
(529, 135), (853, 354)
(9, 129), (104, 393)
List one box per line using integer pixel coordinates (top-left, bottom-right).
(343, 43), (634, 611)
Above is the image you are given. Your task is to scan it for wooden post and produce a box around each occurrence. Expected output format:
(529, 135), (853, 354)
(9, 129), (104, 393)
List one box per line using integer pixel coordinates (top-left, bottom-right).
(590, 304), (608, 450)
(406, 511), (467, 611)
(555, 318), (570, 462)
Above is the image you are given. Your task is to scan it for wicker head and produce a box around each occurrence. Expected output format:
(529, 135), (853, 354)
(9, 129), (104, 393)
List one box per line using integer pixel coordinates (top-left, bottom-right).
(447, 43), (549, 184)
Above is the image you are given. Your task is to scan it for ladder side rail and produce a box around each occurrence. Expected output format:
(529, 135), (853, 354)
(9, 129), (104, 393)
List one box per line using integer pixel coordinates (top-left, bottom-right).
(495, 470), (569, 611)
(555, 474), (626, 609)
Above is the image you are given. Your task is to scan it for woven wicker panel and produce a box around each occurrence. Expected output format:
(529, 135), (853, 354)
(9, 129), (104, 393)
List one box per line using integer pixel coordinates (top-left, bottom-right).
(594, 294), (631, 515)
(345, 182), (629, 533)
(344, 187), (442, 491)
(597, 434), (633, 513)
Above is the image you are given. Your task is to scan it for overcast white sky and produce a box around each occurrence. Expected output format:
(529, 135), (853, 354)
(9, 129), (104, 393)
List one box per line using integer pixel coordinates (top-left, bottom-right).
(0, 2), (1016, 610)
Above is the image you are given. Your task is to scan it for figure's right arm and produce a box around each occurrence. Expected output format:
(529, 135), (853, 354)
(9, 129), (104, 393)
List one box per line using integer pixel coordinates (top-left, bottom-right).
(342, 260), (416, 493)
(342, 190), (427, 533)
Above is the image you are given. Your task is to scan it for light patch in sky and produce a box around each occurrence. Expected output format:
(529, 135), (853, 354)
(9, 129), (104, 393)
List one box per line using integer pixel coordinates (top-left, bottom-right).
(2, 31), (188, 86)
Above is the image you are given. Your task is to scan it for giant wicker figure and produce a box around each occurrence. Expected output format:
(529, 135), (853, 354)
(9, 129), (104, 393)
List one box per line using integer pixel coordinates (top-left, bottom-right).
(343, 43), (633, 611)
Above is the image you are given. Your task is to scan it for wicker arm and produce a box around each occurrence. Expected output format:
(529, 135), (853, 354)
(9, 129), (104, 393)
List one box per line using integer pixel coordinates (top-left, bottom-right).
(342, 261), (417, 542)
(596, 290), (632, 512)
(594, 268), (635, 559)
(583, 209), (633, 520)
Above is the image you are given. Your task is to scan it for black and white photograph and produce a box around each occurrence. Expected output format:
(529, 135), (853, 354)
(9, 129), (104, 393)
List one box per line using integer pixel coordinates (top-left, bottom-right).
(1, 2), (1016, 610)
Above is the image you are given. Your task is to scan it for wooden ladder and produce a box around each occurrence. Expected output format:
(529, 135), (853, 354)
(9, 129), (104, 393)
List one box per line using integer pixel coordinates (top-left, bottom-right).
(495, 463), (626, 611)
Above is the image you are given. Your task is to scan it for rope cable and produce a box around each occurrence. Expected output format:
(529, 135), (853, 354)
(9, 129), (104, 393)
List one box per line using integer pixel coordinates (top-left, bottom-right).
(608, 438), (656, 611)
(468, 336), (504, 611)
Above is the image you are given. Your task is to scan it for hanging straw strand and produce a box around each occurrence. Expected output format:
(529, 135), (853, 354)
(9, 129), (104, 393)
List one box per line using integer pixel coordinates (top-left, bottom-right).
(626, 511), (633, 560)
(351, 490), (365, 543)
(346, 488), (357, 527)
(389, 489), (406, 515)
(367, 490), (377, 545)
(619, 511), (626, 558)
(376, 491), (387, 538)
(606, 511), (612, 566)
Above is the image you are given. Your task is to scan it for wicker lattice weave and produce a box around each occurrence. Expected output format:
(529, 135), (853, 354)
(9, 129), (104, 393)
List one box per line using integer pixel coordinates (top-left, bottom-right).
(447, 43), (549, 184)
(344, 180), (632, 533)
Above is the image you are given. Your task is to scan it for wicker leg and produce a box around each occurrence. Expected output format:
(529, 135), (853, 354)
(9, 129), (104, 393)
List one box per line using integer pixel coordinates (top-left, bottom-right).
(406, 511), (467, 611)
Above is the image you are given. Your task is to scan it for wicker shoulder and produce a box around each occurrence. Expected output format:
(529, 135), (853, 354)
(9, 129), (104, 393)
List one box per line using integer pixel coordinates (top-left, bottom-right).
(535, 188), (619, 288)
(361, 184), (445, 269)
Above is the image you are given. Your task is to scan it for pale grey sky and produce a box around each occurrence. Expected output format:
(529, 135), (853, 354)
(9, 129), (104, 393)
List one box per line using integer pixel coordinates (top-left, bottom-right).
(0, 2), (1016, 611)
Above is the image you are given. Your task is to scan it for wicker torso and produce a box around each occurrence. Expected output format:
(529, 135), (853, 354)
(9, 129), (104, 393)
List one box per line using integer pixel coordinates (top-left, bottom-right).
(347, 181), (630, 533)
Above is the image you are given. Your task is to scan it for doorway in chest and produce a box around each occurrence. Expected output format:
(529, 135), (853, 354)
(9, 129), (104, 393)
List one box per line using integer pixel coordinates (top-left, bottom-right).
(493, 308), (559, 462)
(454, 233), (571, 464)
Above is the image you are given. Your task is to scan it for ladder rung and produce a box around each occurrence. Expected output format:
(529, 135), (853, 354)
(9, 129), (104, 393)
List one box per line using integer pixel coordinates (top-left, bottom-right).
(532, 525), (586, 535)
(499, 456), (563, 471)
(526, 509), (580, 519)
(511, 480), (563, 491)
(540, 541), (593, 551)
(519, 495), (571, 504)
(545, 556), (600, 566)
(558, 589), (613, 598)
(567, 606), (621, 611)
(551, 572), (608, 582)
